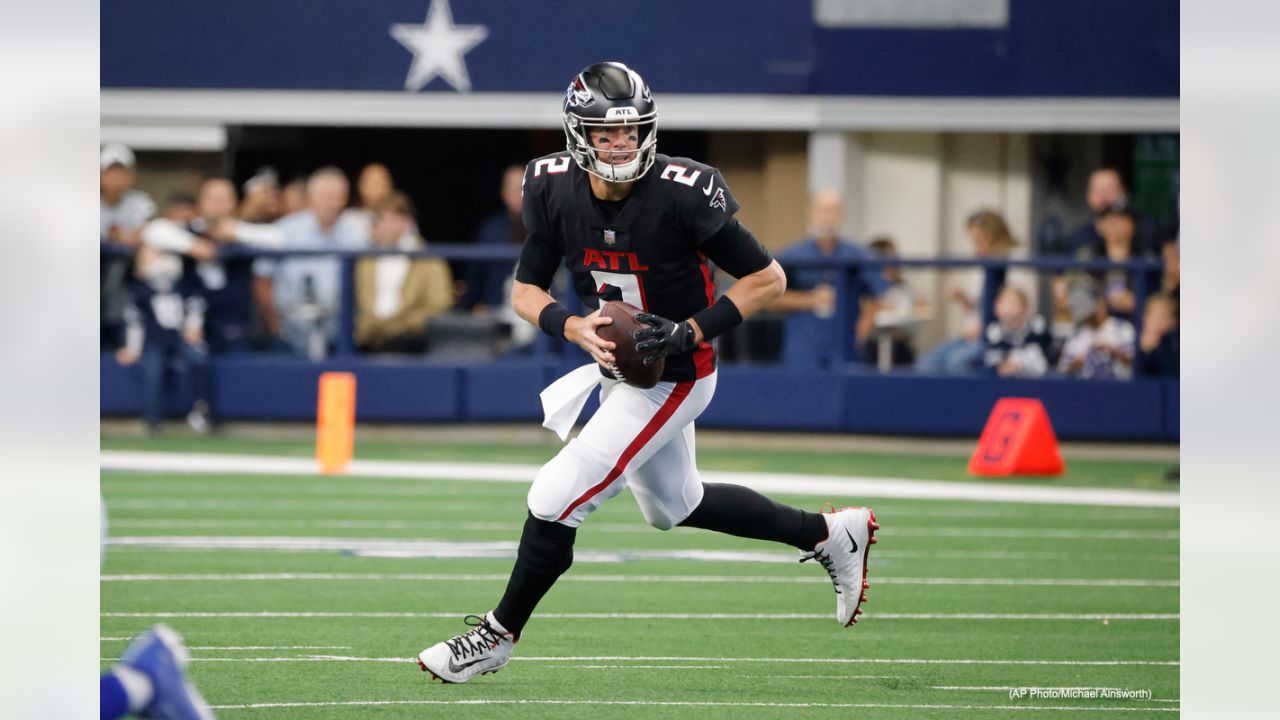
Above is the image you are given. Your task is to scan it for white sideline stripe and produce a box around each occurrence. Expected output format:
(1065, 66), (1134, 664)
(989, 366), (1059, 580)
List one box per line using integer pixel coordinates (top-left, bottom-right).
(100, 451), (1180, 508)
(101, 611), (1178, 621)
(97, 638), (352, 650)
(100, 572), (1179, 588)
(207, 699), (1177, 712)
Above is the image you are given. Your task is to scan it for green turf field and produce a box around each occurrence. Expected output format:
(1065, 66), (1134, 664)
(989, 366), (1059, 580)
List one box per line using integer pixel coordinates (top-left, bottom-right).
(101, 432), (1179, 718)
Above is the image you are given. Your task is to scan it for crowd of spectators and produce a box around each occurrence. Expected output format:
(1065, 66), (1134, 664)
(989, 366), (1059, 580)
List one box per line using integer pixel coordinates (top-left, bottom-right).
(101, 143), (1179, 430)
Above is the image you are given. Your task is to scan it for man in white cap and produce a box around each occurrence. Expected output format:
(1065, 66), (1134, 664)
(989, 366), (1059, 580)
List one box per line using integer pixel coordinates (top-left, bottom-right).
(100, 143), (155, 246)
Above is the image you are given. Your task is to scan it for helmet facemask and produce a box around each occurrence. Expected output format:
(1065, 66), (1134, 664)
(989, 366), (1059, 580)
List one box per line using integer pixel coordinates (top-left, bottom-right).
(563, 114), (658, 183)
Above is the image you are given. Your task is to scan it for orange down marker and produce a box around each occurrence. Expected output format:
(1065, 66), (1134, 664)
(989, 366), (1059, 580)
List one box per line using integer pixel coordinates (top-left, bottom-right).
(968, 397), (1065, 477)
(316, 372), (356, 474)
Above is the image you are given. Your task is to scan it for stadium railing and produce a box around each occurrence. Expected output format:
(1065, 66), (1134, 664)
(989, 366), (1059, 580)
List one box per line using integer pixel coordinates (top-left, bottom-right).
(100, 243), (1166, 362)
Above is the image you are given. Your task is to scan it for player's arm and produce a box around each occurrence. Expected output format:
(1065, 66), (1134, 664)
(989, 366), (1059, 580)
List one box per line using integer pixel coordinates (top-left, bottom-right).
(513, 170), (616, 367)
(635, 218), (782, 358)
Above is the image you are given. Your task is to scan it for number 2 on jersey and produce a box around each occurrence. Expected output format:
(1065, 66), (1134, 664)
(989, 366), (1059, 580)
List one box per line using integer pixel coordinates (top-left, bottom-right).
(591, 271), (647, 311)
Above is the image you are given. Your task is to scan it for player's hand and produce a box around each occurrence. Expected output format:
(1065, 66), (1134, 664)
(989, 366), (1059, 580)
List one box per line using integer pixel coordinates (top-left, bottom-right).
(115, 347), (140, 366)
(183, 325), (204, 347)
(634, 312), (697, 366)
(565, 309), (616, 369)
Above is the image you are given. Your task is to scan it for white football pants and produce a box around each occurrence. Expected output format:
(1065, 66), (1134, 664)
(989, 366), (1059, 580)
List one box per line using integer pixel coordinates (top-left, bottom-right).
(528, 371), (717, 529)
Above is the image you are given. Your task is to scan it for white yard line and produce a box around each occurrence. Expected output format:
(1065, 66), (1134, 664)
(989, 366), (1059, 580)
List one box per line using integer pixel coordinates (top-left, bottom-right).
(100, 451), (1179, 508)
(207, 698), (1177, 712)
(102, 518), (1178, 540)
(100, 611), (1178, 621)
(104, 536), (1179, 565)
(100, 572), (1178, 588)
(153, 653), (1179, 667)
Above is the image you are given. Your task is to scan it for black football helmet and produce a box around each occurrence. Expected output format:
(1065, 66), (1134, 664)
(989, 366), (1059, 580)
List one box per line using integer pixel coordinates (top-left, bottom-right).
(562, 62), (657, 183)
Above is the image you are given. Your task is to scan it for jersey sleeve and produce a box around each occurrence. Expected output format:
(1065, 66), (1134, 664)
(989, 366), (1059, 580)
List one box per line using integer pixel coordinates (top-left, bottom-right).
(513, 163), (562, 290)
(675, 165), (741, 243)
(699, 218), (772, 279)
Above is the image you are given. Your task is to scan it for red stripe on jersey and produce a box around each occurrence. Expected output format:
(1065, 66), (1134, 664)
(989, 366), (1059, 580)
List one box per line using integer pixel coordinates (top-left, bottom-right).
(697, 252), (716, 305)
(557, 381), (694, 522)
(694, 252), (718, 378)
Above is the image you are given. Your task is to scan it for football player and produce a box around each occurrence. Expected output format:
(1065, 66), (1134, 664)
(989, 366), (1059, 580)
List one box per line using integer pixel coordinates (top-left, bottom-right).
(417, 62), (879, 683)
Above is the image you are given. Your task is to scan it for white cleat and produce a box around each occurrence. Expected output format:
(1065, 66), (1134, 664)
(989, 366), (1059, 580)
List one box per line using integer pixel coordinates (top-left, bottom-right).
(800, 505), (879, 626)
(417, 612), (515, 683)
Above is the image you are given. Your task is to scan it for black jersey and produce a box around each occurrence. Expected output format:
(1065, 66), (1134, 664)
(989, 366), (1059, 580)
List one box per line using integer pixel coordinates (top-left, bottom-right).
(516, 152), (747, 382)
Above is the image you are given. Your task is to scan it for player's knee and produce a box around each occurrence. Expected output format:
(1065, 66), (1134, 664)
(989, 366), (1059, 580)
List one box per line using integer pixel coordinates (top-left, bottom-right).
(527, 451), (582, 522)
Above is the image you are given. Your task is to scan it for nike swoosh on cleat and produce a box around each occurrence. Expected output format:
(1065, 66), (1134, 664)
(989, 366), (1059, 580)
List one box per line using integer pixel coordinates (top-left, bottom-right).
(844, 527), (859, 553)
(447, 657), (486, 674)
(702, 176), (715, 195)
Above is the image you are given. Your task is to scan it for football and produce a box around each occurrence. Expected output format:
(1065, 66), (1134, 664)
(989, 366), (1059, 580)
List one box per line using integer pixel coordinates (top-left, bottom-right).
(598, 300), (664, 389)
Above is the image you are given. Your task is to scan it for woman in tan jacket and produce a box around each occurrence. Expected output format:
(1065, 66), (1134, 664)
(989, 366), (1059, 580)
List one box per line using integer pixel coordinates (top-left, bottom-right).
(355, 193), (453, 353)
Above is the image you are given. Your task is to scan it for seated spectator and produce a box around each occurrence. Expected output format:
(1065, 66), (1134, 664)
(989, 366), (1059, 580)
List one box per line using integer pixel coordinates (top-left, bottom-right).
(115, 245), (212, 435)
(355, 193), (453, 353)
(238, 166), (283, 223)
(1075, 203), (1156, 320)
(1057, 278), (1135, 380)
(1063, 168), (1162, 256)
(771, 189), (888, 368)
(860, 237), (926, 367)
(1135, 293), (1179, 377)
(917, 209), (1018, 375)
(249, 166), (369, 358)
(101, 143), (157, 348)
(982, 285), (1051, 378)
(463, 165), (525, 313)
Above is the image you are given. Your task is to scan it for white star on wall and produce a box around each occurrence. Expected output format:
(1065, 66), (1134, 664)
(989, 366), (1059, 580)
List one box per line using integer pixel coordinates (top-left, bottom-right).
(390, 0), (489, 93)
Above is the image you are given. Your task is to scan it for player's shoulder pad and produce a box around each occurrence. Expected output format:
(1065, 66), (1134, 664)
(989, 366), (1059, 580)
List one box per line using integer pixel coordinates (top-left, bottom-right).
(653, 154), (737, 218)
(524, 151), (575, 195)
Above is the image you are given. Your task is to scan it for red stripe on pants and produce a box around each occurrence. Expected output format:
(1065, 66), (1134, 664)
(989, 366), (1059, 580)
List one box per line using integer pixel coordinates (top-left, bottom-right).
(557, 381), (695, 522)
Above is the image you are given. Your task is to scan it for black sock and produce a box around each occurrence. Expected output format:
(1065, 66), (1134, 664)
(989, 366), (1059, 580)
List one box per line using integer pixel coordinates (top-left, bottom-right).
(492, 512), (577, 638)
(678, 483), (828, 550)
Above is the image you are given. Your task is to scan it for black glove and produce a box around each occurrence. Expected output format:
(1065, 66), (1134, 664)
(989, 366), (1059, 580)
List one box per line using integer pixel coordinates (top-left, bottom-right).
(634, 312), (698, 366)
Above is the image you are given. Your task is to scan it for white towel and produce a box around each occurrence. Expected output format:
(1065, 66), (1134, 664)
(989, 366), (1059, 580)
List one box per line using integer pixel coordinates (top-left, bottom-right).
(540, 363), (606, 441)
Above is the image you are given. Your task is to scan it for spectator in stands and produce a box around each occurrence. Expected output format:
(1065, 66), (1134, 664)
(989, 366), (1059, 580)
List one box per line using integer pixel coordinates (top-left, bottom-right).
(355, 193), (454, 353)
(772, 189), (888, 368)
(351, 163), (397, 238)
(1161, 237), (1180, 305)
(916, 209), (1017, 375)
(101, 143), (157, 348)
(251, 166), (369, 358)
(982, 285), (1051, 378)
(160, 192), (198, 225)
(281, 177), (307, 216)
(860, 237), (925, 367)
(463, 165), (526, 313)
(1063, 168), (1162, 256)
(1074, 203), (1158, 320)
(238, 166), (282, 223)
(115, 245), (213, 435)
(1058, 278), (1135, 380)
(143, 176), (273, 353)
(100, 143), (155, 245)
(1135, 293), (1179, 377)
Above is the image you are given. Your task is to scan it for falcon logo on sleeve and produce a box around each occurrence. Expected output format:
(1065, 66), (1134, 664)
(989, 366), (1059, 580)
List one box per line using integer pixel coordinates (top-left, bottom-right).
(709, 187), (728, 212)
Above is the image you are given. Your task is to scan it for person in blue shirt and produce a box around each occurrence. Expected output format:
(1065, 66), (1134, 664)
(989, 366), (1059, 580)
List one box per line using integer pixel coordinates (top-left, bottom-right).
(462, 165), (526, 312)
(771, 189), (888, 369)
(1062, 168), (1163, 257)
